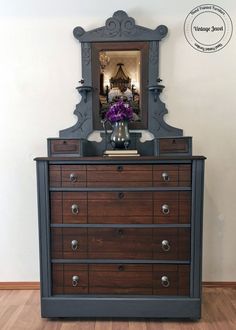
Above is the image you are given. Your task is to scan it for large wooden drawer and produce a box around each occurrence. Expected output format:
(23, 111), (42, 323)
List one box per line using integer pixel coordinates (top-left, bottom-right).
(52, 264), (190, 296)
(154, 191), (191, 224)
(51, 227), (190, 260)
(153, 164), (191, 187)
(50, 192), (87, 224)
(49, 165), (86, 188)
(88, 191), (152, 224)
(87, 164), (152, 187)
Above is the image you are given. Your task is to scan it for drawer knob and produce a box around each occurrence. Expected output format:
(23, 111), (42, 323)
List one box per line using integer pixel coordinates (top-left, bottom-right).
(71, 239), (79, 251)
(118, 192), (125, 199)
(117, 228), (124, 236)
(161, 275), (170, 288)
(72, 275), (80, 287)
(117, 165), (123, 172)
(71, 204), (79, 215)
(161, 240), (171, 252)
(162, 172), (169, 181)
(118, 265), (124, 272)
(161, 204), (170, 215)
(70, 173), (78, 182)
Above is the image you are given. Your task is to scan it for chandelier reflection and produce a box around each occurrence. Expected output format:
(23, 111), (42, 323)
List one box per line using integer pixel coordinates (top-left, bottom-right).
(99, 51), (110, 72)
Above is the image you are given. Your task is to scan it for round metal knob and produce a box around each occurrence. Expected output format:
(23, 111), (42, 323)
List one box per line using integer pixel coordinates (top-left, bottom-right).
(161, 275), (170, 288)
(162, 172), (169, 181)
(161, 204), (170, 215)
(72, 275), (80, 287)
(71, 239), (79, 251)
(70, 173), (78, 183)
(161, 240), (171, 252)
(71, 204), (79, 215)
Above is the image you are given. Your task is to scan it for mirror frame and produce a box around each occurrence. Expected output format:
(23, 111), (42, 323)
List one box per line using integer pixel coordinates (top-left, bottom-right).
(60, 10), (182, 139)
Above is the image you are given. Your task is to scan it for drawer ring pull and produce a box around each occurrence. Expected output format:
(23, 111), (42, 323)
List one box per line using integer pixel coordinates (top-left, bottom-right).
(71, 204), (79, 215)
(161, 240), (171, 252)
(161, 204), (170, 215)
(162, 172), (170, 181)
(161, 275), (170, 288)
(70, 173), (78, 183)
(72, 275), (80, 287)
(71, 239), (79, 251)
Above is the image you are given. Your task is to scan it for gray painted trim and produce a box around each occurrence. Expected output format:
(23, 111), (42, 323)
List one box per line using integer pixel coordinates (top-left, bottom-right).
(190, 159), (205, 298)
(41, 297), (201, 319)
(36, 161), (51, 297)
(50, 224), (191, 228)
(51, 259), (190, 264)
(73, 11), (168, 42)
(50, 187), (192, 192)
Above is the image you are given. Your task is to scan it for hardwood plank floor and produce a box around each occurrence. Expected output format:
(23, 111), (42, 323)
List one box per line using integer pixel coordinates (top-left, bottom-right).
(0, 288), (235, 329)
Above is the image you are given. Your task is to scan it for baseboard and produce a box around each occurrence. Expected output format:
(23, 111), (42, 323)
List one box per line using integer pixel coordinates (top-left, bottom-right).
(202, 281), (236, 288)
(0, 281), (235, 290)
(0, 282), (40, 290)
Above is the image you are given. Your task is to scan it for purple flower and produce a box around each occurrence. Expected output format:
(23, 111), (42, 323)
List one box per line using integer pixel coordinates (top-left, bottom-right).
(106, 100), (133, 123)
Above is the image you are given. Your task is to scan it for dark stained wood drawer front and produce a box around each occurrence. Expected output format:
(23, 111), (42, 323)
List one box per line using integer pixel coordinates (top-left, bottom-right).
(51, 228), (87, 259)
(153, 265), (190, 296)
(154, 191), (191, 224)
(89, 264), (152, 294)
(87, 164), (152, 187)
(88, 228), (152, 259)
(49, 165), (86, 188)
(153, 165), (191, 187)
(153, 228), (190, 260)
(52, 264), (88, 295)
(51, 192), (87, 224)
(88, 192), (152, 224)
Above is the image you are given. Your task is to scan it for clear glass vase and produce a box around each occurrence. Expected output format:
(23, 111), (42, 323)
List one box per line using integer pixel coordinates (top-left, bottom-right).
(110, 120), (130, 149)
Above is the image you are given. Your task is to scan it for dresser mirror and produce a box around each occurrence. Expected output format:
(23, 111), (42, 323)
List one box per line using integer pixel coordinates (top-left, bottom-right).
(59, 10), (183, 141)
(92, 42), (148, 130)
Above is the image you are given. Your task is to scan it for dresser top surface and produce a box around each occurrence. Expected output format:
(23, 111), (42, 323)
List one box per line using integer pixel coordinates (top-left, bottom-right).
(34, 156), (206, 163)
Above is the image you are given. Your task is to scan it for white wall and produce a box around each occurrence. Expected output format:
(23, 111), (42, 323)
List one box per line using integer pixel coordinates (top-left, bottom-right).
(0, 0), (235, 281)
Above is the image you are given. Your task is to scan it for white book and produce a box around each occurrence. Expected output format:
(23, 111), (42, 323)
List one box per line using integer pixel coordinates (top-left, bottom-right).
(104, 149), (138, 155)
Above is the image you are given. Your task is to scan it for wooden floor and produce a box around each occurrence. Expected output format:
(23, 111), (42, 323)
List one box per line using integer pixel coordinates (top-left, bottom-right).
(0, 288), (235, 329)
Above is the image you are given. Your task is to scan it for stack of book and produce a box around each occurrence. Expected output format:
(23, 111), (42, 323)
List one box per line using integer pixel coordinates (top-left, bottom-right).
(104, 149), (140, 157)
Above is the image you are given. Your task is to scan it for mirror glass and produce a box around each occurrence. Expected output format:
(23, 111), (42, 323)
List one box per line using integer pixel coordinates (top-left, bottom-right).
(92, 42), (148, 130)
(99, 50), (141, 123)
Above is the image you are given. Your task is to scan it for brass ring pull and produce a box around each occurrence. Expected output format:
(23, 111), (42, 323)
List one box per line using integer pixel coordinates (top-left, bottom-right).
(70, 173), (78, 182)
(161, 240), (171, 252)
(72, 275), (80, 287)
(71, 204), (79, 215)
(162, 204), (170, 215)
(161, 275), (170, 288)
(162, 172), (169, 181)
(71, 239), (79, 251)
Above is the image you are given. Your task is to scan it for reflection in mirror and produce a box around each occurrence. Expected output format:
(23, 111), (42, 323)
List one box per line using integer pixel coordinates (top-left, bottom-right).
(99, 50), (141, 123)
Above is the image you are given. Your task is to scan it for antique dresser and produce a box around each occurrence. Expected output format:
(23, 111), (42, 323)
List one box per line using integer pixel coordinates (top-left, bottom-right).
(35, 11), (205, 319)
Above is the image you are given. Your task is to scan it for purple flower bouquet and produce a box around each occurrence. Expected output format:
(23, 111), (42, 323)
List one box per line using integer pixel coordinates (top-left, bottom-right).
(105, 100), (133, 123)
